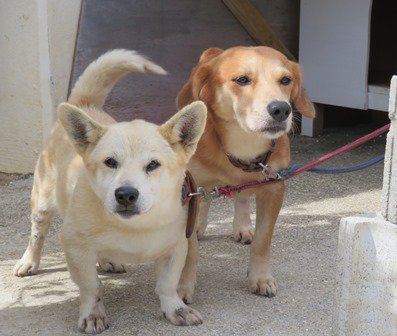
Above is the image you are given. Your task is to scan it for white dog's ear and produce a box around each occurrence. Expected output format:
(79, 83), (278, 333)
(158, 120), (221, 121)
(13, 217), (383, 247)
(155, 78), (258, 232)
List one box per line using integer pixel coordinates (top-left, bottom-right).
(160, 101), (207, 158)
(58, 102), (106, 155)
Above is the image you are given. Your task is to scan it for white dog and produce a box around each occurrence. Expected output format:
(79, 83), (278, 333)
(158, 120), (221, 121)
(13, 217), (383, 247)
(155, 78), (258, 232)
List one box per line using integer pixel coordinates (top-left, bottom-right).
(13, 50), (207, 333)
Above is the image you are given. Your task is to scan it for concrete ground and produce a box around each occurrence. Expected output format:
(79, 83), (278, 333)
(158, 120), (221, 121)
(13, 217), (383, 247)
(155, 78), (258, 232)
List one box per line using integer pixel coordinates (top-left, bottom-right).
(0, 124), (386, 336)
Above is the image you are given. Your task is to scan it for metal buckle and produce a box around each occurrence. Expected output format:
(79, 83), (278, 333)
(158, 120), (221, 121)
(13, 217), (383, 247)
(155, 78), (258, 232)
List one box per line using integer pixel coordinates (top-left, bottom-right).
(188, 186), (214, 201)
(258, 163), (282, 180)
(188, 186), (205, 197)
(210, 186), (223, 199)
(188, 186), (222, 201)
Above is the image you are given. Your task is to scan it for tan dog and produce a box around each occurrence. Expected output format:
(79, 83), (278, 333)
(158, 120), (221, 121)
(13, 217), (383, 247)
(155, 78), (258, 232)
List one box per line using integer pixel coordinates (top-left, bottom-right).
(176, 46), (315, 302)
(13, 50), (207, 333)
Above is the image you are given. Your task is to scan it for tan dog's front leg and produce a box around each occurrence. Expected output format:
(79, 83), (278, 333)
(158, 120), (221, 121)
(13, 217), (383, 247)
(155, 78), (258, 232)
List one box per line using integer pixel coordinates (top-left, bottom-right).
(155, 238), (202, 326)
(178, 230), (199, 304)
(63, 243), (109, 334)
(248, 182), (285, 297)
(196, 199), (211, 239)
(233, 194), (254, 244)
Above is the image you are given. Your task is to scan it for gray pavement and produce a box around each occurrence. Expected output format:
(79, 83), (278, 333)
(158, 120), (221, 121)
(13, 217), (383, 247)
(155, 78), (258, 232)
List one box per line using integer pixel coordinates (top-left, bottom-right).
(0, 124), (386, 336)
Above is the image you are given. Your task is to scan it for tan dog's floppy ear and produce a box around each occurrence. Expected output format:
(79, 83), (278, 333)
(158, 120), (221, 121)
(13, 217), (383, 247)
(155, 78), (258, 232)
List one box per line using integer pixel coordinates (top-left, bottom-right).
(290, 62), (316, 118)
(176, 48), (223, 109)
(160, 101), (207, 159)
(193, 48), (223, 101)
(177, 65), (211, 109)
(58, 102), (106, 155)
(199, 47), (223, 63)
(191, 65), (211, 101)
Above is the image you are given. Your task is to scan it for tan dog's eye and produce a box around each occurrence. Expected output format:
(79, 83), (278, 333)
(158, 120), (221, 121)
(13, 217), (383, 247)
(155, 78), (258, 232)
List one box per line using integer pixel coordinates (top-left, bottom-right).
(146, 160), (161, 173)
(280, 76), (292, 86)
(104, 157), (118, 169)
(233, 76), (252, 86)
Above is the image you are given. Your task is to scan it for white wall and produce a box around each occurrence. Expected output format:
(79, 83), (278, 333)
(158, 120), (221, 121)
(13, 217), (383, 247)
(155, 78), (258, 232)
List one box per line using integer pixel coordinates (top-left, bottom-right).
(0, 0), (81, 173)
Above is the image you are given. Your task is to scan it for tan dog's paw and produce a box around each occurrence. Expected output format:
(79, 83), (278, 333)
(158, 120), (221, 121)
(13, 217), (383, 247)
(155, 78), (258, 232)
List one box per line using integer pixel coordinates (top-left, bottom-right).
(164, 306), (203, 326)
(78, 313), (109, 334)
(13, 257), (39, 277)
(177, 284), (194, 304)
(233, 227), (254, 244)
(196, 227), (206, 240)
(196, 219), (208, 240)
(248, 274), (277, 297)
(98, 259), (126, 273)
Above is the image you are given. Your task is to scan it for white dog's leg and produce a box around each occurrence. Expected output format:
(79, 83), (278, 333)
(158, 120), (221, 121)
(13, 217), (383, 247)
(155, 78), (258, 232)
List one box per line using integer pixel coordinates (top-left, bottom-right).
(14, 178), (55, 277)
(97, 258), (126, 273)
(233, 194), (254, 244)
(196, 199), (211, 239)
(155, 239), (203, 326)
(64, 245), (109, 334)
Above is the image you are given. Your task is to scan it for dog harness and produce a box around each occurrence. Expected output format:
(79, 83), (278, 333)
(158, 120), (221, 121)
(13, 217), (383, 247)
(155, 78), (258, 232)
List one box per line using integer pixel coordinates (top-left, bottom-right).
(181, 171), (198, 239)
(180, 137), (278, 238)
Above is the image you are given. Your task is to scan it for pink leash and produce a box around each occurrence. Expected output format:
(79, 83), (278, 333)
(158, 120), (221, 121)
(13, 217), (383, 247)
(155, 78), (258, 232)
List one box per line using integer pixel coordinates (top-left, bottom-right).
(214, 124), (390, 198)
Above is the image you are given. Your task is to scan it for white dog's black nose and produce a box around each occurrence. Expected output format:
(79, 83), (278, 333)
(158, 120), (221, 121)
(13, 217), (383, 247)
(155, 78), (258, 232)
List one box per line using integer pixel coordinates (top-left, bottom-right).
(115, 187), (139, 206)
(267, 101), (291, 122)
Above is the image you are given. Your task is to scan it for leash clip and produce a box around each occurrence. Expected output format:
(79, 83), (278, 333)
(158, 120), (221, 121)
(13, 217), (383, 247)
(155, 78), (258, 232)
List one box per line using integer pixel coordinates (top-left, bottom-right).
(258, 163), (282, 180)
(189, 186), (214, 201)
(209, 186), (234, 199)
(211, 186), (228, 199)
(188, 186), (206, 197)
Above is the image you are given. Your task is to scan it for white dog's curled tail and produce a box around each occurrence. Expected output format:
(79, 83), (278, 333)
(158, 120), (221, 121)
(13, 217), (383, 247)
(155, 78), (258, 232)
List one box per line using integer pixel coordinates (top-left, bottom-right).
(68, 49), (167, 108)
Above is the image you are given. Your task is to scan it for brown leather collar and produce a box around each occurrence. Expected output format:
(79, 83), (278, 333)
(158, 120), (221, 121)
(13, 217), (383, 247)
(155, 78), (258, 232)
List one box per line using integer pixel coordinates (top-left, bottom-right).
(213, 127), (276, 173)
(225, 140), (276, 172)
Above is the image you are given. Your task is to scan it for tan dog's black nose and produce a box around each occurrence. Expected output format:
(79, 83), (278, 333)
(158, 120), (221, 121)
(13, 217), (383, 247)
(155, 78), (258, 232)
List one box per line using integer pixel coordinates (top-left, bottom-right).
(115, 187), (139, 206)
(267, 101), (291, 122)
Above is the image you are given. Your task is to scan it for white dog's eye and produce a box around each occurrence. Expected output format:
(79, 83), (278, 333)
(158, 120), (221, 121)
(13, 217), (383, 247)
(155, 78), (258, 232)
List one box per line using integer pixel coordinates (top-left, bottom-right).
(280, 76), (292, 86)
(146, 160), (161, 173)
(104, 157), (118, 169)
(233, 75), (252, 86)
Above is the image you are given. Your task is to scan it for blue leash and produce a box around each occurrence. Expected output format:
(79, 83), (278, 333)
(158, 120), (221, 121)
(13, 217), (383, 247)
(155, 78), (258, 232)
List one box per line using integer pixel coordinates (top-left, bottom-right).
(215, 124), (389, 197)
(279, 154), (385, 178)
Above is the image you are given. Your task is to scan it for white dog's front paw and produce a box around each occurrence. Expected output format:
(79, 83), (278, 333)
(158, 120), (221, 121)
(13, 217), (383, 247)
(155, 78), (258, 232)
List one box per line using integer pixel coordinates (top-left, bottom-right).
(164, 305), (203, 326)
(233, 226), (254, 244)
(98, 259), (126, 273)
(78, 300), (109, 334)
(13, 255), (39, 277)
(248, 273), (277, 297)
(78, 313), (109, 334)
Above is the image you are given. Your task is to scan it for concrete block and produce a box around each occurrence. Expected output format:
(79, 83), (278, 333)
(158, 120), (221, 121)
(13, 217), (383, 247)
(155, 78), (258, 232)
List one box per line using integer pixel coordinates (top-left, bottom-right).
(382, 76), (397, 223)
(333, 213), (397, 336)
